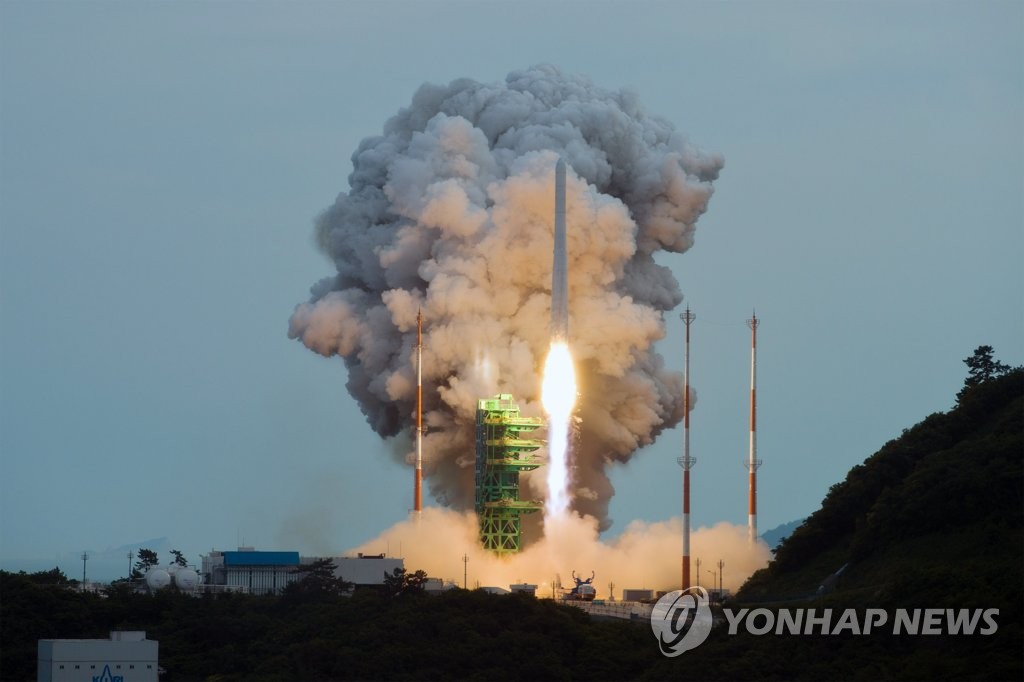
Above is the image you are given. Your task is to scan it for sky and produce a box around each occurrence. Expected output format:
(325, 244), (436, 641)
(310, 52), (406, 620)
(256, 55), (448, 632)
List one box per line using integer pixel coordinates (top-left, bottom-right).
(1, 1), (1021, 581)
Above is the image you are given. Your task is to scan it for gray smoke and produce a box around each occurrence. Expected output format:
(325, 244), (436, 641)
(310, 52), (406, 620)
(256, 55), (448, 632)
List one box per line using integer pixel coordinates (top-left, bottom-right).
(289, 65), (722, 531)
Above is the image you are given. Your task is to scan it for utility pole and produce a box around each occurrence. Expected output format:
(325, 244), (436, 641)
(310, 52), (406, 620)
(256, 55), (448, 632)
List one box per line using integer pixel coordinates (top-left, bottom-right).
(462, 553), (468, 589)
(718, 559), (725, 597)
(127, 551), (133, 581)
(695, 557), (701, 589)
(81, 552), (89, 592)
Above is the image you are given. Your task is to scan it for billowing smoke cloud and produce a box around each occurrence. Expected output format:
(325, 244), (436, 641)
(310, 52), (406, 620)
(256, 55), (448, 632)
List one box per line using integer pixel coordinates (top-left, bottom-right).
(351, 510), (768, 595)
(289, 65), (722, 530)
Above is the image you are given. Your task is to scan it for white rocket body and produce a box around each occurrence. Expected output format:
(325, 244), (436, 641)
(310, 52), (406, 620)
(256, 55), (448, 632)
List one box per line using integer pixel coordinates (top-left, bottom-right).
(551, 159), (569, 341)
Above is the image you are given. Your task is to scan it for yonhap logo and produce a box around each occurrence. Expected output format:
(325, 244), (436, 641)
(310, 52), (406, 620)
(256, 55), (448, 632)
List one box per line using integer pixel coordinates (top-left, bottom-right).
(650, 586), (713, 656)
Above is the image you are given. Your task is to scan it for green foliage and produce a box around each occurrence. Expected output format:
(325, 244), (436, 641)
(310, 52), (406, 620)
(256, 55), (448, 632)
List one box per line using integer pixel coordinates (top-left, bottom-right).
(281, 558), (352, 602)
(744, 367), (1022, 598)
(4, 553), (1022, 681)
(169, 549), (188, 567)
(960, 345), (1013, 395)
(734, 364), (1022, 680)
(134, 547), (159, 576)
(382, 567), (429, 596)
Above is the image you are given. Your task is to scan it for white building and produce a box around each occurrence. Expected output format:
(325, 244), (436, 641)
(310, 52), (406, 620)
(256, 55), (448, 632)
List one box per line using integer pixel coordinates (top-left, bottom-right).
(37, 631), (158, 682)
(199, 548), (407, 594)
(334, 554), (404, 586)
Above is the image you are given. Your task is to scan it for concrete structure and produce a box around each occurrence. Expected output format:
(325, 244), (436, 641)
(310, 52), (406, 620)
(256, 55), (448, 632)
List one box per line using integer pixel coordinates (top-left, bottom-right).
(38, 631), (158, 682)
(201, 548), (300, 595)
(423, 577), (458, 594)
(621, 588), (654, 603)
(509, 583), (538, 596)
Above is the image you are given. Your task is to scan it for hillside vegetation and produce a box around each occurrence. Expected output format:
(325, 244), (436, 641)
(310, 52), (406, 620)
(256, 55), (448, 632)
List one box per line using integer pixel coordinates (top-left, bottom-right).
(739, 360), (1022, 608)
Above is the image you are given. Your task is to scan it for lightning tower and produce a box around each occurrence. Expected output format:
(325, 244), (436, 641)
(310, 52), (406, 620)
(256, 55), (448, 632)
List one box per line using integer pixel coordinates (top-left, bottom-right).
(414, 310), (423, 515)
(677, 307), (696, 588)
(745, 312), (762, 543)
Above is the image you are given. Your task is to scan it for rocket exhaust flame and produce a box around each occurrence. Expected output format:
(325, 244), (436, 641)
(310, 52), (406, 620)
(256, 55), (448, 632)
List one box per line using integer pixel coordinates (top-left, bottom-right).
(542, 342), (576, 517)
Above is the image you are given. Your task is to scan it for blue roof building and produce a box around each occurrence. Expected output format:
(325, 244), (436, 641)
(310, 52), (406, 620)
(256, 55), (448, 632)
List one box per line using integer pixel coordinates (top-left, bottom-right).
(202, 548), (301, 595)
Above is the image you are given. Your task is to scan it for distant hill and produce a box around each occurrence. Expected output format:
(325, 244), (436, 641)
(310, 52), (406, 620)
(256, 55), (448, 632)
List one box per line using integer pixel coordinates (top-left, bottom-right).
(0, 537), (176, 583)
(760, 518), (806, 550)
(738, 367), (1023, 608)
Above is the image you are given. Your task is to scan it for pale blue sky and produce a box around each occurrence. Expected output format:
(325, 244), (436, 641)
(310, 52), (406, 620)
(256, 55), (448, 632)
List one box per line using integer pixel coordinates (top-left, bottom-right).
(1, 1), (1021, 580)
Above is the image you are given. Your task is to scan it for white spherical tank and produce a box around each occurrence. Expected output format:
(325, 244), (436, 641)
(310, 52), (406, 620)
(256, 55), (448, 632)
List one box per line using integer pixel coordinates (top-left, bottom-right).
(174, 568), (200, 590)
(145, 568), (171, 590)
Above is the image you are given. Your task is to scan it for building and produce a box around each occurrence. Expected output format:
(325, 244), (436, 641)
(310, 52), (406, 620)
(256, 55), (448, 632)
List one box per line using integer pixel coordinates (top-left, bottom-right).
(200, 548), (408, 594)
(201, 548), (301, 595)
(37, 631), (158, 682)
(334, 554), (404, 586)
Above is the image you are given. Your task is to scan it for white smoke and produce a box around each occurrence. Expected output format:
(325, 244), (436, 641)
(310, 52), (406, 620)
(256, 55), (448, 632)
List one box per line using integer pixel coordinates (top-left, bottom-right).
(289, 64), (722, 529)
(350, 509), (768, 596)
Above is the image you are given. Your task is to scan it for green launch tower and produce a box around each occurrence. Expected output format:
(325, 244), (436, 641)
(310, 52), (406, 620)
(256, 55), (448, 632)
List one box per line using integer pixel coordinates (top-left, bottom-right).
(475, 394), (544, 554)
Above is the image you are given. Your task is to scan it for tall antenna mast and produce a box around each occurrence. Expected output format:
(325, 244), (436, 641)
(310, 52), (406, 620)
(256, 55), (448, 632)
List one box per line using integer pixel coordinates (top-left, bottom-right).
(745, 311), (762, 543)
(414, 309), (423, 516)
(678, 307), (696, 589)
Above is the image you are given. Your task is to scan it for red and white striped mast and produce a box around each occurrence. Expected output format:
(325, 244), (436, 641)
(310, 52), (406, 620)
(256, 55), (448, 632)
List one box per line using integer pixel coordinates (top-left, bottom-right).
(745, 311), (762, 543)
(414, 309), (423, 516)
(678, 307), (696, 589)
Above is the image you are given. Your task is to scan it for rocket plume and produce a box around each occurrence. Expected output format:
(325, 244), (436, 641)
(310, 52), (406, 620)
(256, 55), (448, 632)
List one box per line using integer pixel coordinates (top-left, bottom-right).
(288, 65), (722, 531)
(542, 342), (576, 517)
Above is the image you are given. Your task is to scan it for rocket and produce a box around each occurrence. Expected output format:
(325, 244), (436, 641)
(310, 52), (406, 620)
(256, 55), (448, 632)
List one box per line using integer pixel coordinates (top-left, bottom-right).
(551, 158), (569, 340)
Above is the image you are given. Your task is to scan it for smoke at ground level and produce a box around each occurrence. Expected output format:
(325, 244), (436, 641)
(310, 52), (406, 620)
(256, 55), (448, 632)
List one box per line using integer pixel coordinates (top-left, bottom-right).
(350, 509), (769, 597)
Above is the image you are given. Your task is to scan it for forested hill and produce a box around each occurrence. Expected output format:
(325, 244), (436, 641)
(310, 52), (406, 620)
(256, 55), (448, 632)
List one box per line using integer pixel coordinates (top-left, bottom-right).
(738, 362), (1023, 607)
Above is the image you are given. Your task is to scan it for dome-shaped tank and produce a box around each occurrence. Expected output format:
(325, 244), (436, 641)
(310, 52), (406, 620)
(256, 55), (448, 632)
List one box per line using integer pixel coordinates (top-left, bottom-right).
(174, 568), (200, 590)
(145, 568), (171, 590)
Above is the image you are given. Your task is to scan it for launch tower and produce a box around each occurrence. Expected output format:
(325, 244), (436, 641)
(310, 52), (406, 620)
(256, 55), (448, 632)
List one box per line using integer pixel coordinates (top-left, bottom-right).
(475, 394), (544, 554)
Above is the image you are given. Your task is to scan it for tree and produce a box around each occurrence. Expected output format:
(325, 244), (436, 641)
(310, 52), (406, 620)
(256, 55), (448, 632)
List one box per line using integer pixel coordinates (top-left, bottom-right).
(134, 548), (159, 577)
(958, 345), (1013, 403)
(964, 345), (1011, 387)
(170, 549), (188, 567)
(383, 567), (429, 596)
(21, 567), (72, 586)
(282, 558), (352, 600)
